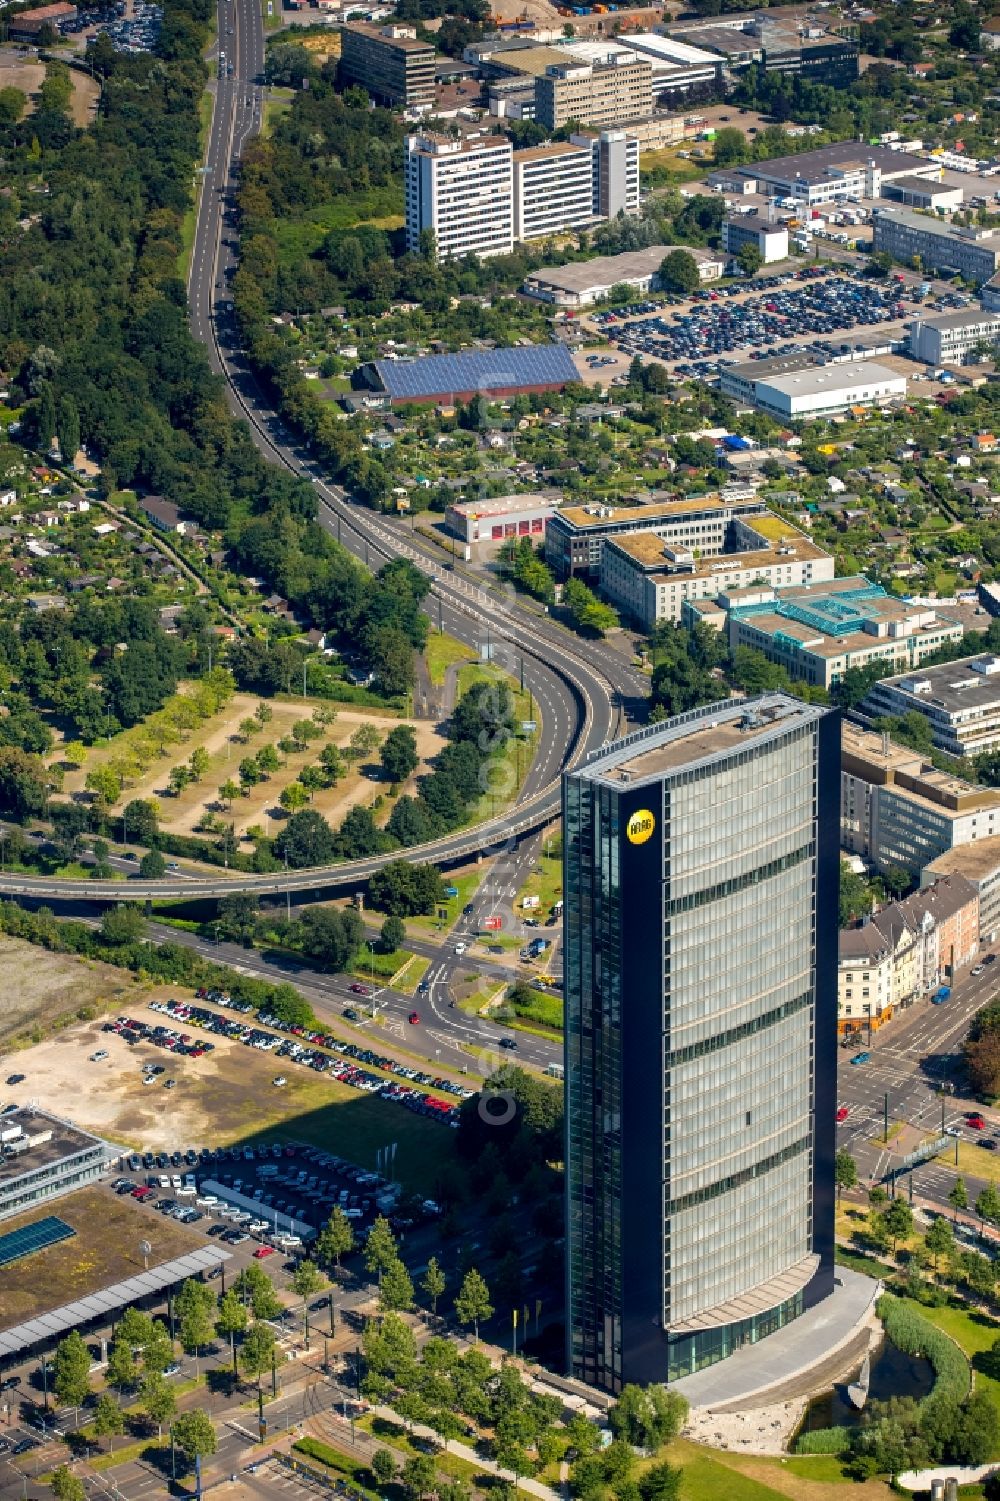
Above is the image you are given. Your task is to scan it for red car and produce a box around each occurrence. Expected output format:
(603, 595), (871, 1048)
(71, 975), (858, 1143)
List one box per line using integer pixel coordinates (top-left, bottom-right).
(350, 983), (370, 996)
(408, 1012), (420, 1025)
(253, 1246), (275, 1259)
(836, 1106), (849, 1123)
(968, 1114), (987, 1130)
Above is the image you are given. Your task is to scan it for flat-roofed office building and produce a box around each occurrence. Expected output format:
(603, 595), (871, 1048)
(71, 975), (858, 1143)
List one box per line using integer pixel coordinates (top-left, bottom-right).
(340, 22), (436, 109)
(564, 696), (839, 1390)
(536, 53), (652, 131)
(0, 1108), (110, 1223)
(405, 132), (513, 260)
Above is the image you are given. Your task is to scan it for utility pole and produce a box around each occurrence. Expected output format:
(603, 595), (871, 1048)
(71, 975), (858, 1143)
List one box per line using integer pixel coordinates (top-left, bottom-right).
(884, 1092), (889, 1146)
(285, 848), (291, 923)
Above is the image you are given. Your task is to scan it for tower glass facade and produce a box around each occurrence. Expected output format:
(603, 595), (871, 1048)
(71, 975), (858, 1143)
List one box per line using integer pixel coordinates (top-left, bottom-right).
(565, 695), (839, 1392)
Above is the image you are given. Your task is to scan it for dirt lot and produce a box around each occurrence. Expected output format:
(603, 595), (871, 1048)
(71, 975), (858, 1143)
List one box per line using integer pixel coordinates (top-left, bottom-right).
(61, 693), (442, 841)
(0, 1185), (204, 1329)
(0, 48), (99, 127)
(0, 935), (135, 1050)
(7, 991), (458, 1192)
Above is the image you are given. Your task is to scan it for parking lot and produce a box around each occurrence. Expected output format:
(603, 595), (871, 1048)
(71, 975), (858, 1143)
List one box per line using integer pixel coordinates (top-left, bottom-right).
(108, 1130), (441, 1252)
(55, 0), (162, 53)
(588, 268), (974, 382)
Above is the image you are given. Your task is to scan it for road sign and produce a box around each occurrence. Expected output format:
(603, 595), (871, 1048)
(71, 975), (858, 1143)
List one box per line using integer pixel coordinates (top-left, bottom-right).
(483, 915), (502, 931)
(437, 907), (449, 922)
(521, 720), (537, 733)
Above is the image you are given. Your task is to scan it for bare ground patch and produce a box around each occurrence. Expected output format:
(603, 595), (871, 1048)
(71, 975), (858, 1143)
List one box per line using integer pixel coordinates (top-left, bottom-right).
(0, 935), (136, 1050)
(6, 990), (458, 1192)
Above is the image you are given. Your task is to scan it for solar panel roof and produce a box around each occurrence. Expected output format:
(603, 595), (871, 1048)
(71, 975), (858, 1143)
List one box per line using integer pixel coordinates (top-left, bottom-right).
(0, 1216), (75, 1267)
(373, 343), (579, 400)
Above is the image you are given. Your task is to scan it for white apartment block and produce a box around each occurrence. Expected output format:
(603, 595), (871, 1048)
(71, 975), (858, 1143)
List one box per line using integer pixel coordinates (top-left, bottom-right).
(512, 130), (639, 242)
(405, 133), (514, 261)
(513, 140), (596, 241)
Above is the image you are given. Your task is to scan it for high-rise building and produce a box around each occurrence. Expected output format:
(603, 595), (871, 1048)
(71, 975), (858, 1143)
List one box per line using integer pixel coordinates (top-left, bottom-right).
(564, 695), (839, 1391)
(404, 133), (514, 260)
(511, 131), (639, 242)
(536, 54), (652, 131)
(339, 22), (436, 109)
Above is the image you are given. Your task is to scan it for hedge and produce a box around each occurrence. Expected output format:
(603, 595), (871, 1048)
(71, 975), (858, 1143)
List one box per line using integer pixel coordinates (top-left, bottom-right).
(876, 1293), (971, 1408)
(794, 1426), (851, 1455)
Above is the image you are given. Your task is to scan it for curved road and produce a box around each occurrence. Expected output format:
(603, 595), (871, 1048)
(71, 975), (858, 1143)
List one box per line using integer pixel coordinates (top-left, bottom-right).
(0, 0), (644, 904)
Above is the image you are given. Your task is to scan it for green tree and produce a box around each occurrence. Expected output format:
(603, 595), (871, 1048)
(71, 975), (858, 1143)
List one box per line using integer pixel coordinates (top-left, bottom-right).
(835, 1149), (858, 1204)
(316, 1205), (354, 1270)
(99, 904), (146, 946)
(381, 914), (406, 953)
(0, 86), (26, 125)
(736, 242), (764, 277)
(658, 249), (700, 295)
(977, 1182), (1000, 1226)
(950, 1177), (969, 1220)
(93, 1392), (126, 1452)
(280, 781), (309, 814)
(105, 1336), (138, 1394)
(380, 1256), (415, 1313)
(292, 1260), (326, 1303)
(50, 1467), (86, 1501)
(139, 848), (166, 878)
(364, 1216), (398, 1284)
(638, 1462), (683, 1501)
(234, 1262), (283, 1320)
(381, 724), (419, 783)
(216, 1289), (249, 1374)
(52, 1330), (91, 1408)
(401, 1454), (437, 1500)
(881, 1196), (914, 1255)
(925, 1215), (955, 1276)
(172, 1408), (217, 1465)
(610, 1386), (688, 1450)
(240, 1321), (277, 1392)
(176, 1278), (216, 1370)
(219, 778), (240, 809)
(422, 1257), (447, 1316)
(455, 1268), (493, 1340)
(141, 1372), (177, 1437)
(372, 1450), (397, 1487)
(712, 125), (748, 165)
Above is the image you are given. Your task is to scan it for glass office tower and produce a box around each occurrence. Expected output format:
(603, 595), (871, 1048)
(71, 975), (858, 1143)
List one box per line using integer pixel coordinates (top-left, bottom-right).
(564, 695), (839, 1392)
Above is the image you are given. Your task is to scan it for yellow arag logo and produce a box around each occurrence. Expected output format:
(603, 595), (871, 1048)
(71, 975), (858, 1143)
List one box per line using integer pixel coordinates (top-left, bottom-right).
(626, 809), (656, 846)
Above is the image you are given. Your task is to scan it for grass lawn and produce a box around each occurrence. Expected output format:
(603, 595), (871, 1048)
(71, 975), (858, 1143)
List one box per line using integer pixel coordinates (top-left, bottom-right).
(363, 1417), (484, 1487)
(270, 187), (403, 262)
(245, 1082), (457, 1196)
(390, 954), (431, 995)
(868, 1120), (904, 1147)
(262, 87), (293, 137)
(934, 1137), (989, 1178)
(515, 845), (562, 923)
(666, 1440), (895, 1501)
(454, 662), (539, 826)
(350, 946), (415, 984)
(293, 1439), (381, 1500)
(177, 89), (214, 279)
(510, 989), (563, 1034)
(401, 867), (484, 938)
(915, 1300), (1000, 1443)
(425, 631), (475, 688)
(457, 983), (506, 1017)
